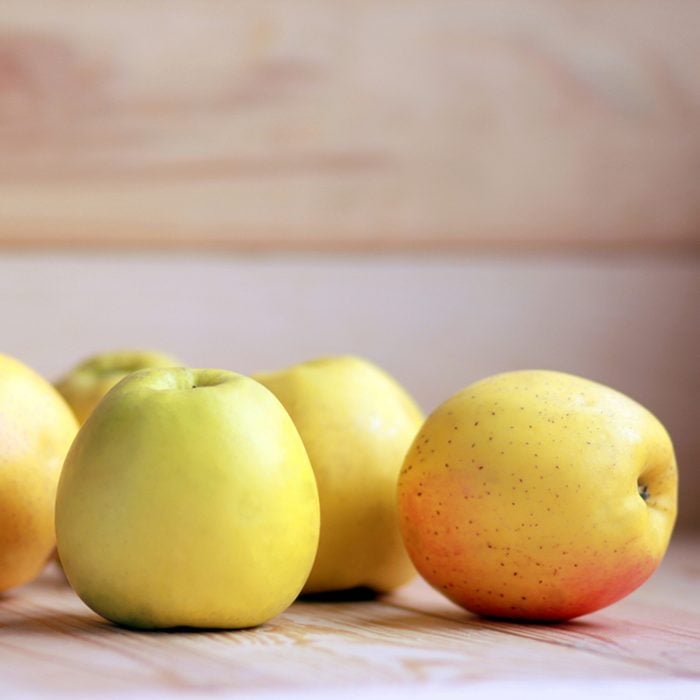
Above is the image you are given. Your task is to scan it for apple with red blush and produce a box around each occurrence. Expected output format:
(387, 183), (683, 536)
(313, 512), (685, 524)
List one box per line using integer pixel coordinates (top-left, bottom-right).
(397, 370), (678, 621)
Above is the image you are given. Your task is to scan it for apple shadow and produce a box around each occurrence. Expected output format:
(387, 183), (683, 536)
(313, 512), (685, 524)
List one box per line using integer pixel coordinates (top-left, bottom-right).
(476, 612), (603, 629)
(388, 598), (612, 636)
(298, 586), (379, 603)
(0, 605), (266, 636)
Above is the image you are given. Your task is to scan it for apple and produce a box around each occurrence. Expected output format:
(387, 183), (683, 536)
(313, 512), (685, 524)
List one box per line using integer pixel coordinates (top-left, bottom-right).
(0, 353), (78, 593)
(54, 349), (181, 424)
(397, 370), (678, 621)
(55, 367), (320, 629)
(256, 355), (423, 594)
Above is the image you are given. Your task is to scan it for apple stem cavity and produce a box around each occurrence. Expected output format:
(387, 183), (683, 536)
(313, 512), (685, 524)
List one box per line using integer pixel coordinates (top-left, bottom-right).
(638, 482), (650, 502)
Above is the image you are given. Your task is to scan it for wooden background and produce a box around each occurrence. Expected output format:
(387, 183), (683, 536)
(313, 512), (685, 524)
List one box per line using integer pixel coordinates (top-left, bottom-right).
(1, 0), (699, 250)
(0, 1), (698, 528)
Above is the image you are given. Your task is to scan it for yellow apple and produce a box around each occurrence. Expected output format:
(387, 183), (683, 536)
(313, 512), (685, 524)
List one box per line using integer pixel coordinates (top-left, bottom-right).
(0, 353), (78, 593)
(256, 355), (423, 594)
(56, 368), (320, 629)
(397, 370), (678, 621)
(54, 349), (181, 424)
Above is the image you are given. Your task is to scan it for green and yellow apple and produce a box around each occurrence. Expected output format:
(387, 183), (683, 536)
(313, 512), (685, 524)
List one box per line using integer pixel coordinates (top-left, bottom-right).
(256, 355), (423, 594)
(0, 353), (78, 593)
(56, 367), (320, 629)
(55, 349), (181, 424)
(397, 370), (678, 621)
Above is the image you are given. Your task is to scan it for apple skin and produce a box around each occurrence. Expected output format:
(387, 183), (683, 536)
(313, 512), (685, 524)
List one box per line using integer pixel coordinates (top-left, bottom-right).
(54, 349), (181, 424)
(397, 370), (678, 621)
(0, 353), (78, 592)
(256, 355), (423, 594)
(55, 367), (320, 629)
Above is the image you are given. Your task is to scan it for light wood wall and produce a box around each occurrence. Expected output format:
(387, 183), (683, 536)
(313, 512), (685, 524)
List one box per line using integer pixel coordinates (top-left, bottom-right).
(1, 0), (699, 250)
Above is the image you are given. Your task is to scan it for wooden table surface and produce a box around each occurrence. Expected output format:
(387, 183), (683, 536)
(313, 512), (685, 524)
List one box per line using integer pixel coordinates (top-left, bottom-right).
(1, 536), (698, 699)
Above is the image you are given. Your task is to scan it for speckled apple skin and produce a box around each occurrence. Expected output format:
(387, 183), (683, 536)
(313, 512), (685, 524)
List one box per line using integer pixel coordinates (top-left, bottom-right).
(397, 370), (678, 621)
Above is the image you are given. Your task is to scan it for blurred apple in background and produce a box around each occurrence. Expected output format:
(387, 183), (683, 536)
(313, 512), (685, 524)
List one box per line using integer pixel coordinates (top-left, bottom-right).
(56, 367), (320, 629)
(0, 353), (78, 593)
(256, 355), (423, 595)
(54, 349), (181, 424)
(398, 370), (678, 621)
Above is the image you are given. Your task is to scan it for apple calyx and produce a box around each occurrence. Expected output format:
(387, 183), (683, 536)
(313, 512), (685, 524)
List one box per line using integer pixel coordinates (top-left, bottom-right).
(638, 482), (650, 501)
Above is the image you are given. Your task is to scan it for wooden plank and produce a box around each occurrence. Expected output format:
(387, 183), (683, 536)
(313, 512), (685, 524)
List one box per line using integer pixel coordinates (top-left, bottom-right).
(0, 537), (697, 697)
(1, 1), (699, 251)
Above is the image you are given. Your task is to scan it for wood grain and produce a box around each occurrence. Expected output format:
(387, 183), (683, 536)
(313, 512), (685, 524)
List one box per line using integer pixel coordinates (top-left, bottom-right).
(0, 537), (698, 697)
(1, 1), (699, 251)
